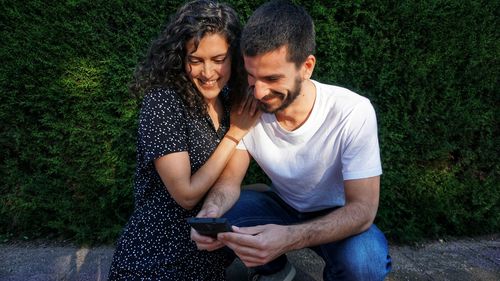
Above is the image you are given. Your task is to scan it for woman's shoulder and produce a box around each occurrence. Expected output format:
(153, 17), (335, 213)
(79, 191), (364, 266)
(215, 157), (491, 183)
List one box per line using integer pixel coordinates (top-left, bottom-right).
(143, 87), (180, 100)
(141, 87), (183, 109)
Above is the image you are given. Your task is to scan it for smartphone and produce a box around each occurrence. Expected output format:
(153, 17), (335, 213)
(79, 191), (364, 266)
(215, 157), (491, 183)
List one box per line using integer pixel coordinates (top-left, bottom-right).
(187, 217), (233, 238)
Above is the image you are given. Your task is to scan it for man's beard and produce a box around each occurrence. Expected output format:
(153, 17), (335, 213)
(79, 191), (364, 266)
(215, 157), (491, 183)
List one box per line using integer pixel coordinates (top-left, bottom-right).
(258, 76), (302, 113)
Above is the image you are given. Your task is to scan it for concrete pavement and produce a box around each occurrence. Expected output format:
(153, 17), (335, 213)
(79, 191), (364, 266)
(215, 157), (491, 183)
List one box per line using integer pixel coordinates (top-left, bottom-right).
(0, 234), (498, 280)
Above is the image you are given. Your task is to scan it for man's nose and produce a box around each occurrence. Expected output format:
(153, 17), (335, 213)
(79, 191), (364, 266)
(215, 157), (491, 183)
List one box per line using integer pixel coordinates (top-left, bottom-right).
(252, 80), (268, 100)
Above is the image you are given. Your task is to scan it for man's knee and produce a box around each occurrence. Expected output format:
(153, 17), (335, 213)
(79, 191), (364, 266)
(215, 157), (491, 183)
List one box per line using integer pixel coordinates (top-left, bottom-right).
(222, 190), (273, 226)
(328, 248), (390, 281)
(319, 225), (391, 281)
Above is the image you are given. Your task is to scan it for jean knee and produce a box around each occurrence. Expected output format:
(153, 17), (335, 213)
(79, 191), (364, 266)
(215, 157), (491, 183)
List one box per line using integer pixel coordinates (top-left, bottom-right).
(334, 249), (390, 281)
(319, 225), (391, 281)
(222, 190), (286, 227)
(222, 190), (299, 230)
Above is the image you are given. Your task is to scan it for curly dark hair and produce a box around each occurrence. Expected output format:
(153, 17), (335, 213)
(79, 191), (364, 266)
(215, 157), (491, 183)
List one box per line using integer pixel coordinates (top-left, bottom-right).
(130, 0), (244, 115)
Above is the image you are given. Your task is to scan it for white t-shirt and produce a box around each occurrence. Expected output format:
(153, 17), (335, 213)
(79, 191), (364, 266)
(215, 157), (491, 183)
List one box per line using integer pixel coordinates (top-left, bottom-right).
(237, 80), (382, 212)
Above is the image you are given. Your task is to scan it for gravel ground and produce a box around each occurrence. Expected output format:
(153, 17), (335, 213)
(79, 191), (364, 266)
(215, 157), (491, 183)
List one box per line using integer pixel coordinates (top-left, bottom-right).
(0, 234), (498, 281)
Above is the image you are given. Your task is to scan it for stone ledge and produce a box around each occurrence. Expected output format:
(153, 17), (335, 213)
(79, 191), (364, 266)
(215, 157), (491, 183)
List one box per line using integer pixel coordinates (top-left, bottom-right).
(0, 235), (498, 281)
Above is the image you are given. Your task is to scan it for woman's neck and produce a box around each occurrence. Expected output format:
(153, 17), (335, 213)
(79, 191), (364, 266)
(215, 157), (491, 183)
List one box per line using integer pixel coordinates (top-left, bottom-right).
(206, 97), (223, 131)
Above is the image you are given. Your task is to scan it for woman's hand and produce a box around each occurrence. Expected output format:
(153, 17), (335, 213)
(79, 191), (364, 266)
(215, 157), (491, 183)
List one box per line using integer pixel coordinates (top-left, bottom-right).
(227, 92), (261, 140)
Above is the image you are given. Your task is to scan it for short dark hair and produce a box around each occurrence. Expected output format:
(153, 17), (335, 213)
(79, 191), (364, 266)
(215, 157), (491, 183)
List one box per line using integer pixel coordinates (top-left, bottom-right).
(131, 0), (243, 115)
(241, 0), (315, 66)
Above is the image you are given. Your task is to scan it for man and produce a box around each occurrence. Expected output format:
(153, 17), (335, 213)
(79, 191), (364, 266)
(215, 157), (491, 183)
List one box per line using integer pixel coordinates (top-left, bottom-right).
(192, 1), (392, 280)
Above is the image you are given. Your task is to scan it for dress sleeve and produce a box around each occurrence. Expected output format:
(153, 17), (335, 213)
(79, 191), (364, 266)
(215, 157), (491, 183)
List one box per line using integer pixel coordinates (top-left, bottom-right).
(137, 88), (188, 167)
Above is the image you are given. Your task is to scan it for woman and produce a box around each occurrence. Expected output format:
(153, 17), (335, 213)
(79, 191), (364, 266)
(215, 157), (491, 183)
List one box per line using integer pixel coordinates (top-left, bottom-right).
(108, 1), (258, 280)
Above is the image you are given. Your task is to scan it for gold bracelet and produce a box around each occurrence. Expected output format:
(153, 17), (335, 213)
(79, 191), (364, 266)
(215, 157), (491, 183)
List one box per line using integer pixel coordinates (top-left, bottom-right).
(224, 134), (239, 145)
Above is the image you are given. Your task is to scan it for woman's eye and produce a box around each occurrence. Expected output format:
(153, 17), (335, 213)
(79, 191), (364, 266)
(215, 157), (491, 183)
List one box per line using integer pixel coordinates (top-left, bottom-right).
(213, 56), (227, 64)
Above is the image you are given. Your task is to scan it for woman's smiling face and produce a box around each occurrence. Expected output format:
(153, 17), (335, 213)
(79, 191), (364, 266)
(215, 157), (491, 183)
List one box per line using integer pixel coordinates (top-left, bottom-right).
(185, 33), (231, 102)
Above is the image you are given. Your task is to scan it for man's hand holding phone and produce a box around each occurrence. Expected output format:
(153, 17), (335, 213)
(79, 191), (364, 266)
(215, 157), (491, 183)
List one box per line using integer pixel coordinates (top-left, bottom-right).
(190, 207), (229, 251)
(187, 217), (233, 238)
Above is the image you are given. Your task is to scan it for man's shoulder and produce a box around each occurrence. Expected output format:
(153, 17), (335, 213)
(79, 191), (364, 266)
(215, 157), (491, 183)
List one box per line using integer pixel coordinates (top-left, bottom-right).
(313, 80), (371, 112)
(313, 80), (367, 99)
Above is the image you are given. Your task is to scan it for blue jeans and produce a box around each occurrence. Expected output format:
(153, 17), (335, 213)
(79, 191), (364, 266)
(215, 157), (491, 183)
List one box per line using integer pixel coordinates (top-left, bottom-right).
(223, 190), (392, 281)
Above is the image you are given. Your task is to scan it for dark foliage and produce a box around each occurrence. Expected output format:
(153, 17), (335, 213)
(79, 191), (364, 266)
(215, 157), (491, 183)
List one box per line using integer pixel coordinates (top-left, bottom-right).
(1, 0), (498, 244)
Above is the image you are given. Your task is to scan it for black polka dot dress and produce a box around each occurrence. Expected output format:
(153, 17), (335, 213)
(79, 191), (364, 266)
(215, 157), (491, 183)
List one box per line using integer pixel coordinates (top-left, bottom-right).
(108, 87), (230, 280)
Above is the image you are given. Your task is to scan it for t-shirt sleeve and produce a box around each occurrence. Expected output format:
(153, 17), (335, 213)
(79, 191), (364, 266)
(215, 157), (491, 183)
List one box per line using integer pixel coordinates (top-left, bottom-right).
(238, 116), (266, 151)
(137, 88), (188, 166)
(236, 138), (247, 150)
(341, 100), (382, 180)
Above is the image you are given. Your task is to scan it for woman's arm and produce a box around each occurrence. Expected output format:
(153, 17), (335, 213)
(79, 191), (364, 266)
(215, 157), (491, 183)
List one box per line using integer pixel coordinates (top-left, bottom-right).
(154, 99), (259, 210)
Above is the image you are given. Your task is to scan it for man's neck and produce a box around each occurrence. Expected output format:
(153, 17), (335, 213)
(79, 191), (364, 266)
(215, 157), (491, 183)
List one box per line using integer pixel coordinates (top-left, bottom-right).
(275, 79), (316, 131)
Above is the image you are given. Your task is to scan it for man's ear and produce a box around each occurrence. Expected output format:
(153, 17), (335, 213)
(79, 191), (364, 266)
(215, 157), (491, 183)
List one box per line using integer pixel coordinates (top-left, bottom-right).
(301, 55), (316, 79)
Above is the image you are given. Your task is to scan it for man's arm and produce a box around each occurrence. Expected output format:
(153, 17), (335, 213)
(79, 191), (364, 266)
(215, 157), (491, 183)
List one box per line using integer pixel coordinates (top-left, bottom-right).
(191, 149), (251, 251)
(218, 176), (380, 267)
(200, 149), (252, 217)
(291, 176), (380, 248)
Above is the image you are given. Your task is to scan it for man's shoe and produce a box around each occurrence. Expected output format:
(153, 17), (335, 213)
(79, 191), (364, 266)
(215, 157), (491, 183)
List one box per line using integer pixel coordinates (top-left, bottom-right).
(249, 261), (296, 281)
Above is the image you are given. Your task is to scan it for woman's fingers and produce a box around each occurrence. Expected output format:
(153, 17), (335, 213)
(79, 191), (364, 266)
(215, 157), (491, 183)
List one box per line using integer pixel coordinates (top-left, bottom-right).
(249, 96), (259, 116)
(238, 90), (252, 114)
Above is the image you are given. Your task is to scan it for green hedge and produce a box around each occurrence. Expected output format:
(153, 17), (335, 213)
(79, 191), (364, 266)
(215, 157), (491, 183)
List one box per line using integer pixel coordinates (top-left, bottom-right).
(1, 0), (498, 244)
